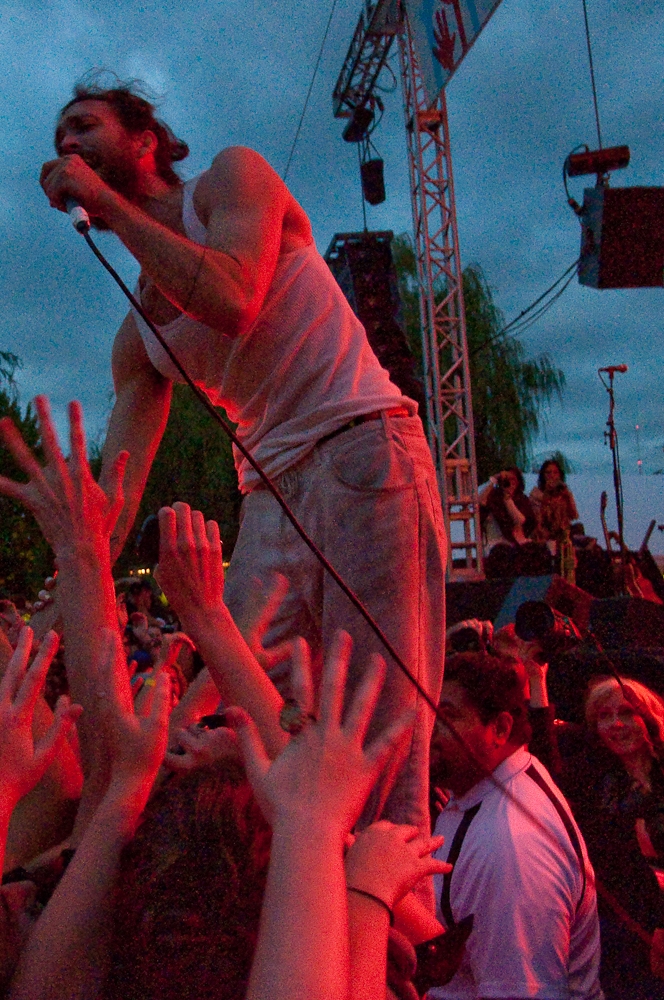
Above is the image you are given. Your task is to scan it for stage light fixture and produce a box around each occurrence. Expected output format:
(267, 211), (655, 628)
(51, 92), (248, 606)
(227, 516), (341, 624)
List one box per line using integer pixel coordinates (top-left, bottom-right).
(566, 145), (630, 178)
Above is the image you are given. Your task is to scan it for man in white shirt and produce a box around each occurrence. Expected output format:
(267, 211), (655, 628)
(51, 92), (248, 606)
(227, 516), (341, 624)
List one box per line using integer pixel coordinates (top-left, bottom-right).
(429, 652), (603, 1000)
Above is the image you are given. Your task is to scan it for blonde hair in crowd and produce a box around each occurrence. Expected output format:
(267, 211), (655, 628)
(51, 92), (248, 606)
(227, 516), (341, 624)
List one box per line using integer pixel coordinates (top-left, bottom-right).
(585, 676), (664, 752)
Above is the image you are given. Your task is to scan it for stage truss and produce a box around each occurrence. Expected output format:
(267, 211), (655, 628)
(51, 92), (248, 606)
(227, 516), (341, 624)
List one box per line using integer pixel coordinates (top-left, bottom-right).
(333, 0), (484, 580)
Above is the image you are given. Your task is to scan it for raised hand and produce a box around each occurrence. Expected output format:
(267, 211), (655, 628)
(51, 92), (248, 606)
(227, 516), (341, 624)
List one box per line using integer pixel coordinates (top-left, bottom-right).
(0, 396), (128, 558)
(226, 630), (416, 836)
(155, 503), (225, 625)
(0, 627), (81, 811)
(94, 628), (170, 797)
(238, 573), (295, 673)
(163, 723), (240, 774)
(345, 820), (449, 911)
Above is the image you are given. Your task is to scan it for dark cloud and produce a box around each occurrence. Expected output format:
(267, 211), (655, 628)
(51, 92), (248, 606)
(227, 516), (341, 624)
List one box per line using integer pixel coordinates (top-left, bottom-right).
(1, 0), (662, 479)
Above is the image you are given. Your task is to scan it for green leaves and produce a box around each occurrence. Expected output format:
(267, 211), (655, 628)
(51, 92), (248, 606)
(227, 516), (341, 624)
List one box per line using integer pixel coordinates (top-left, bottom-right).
(0, 387), (52, 596)
(392, 234), (565, 484)
(114, 383), (242, 576)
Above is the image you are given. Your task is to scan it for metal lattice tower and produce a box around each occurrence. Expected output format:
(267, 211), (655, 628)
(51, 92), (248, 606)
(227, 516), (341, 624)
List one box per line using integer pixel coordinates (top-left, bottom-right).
(333, 0), (483, 579)
(396, 14), (482, 579)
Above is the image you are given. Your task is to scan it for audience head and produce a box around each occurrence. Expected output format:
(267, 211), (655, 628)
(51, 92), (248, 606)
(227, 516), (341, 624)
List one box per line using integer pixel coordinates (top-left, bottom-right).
(585, 676), (664, 762)
(127, 580), (155, 616)
(538, 458), (565, 492)
(499, 466), (525, 497)
(107, 759), (271, 1000)
(430, 652), (531, 795)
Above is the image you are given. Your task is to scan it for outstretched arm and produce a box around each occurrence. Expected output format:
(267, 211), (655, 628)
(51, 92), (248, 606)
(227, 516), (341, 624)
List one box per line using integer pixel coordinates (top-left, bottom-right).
(100, 313), (172, 564)
(0, 628), (81, 875)
(345, 822), (448, 1000)
(227, 631), (416, 1000)
(0, 398), (126, 796)
(9, 630), (170, 1000)
(155, 502), (288, 759)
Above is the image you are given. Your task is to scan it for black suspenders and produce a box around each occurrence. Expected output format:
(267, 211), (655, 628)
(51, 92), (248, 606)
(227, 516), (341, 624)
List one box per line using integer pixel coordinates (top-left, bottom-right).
(439, 763), (587, 929)
(440, 802), (482, 927)
(525, 763), (587, 905)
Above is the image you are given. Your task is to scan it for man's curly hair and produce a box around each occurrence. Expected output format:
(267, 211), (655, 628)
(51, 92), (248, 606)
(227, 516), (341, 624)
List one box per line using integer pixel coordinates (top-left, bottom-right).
(58, 71), (188, 187)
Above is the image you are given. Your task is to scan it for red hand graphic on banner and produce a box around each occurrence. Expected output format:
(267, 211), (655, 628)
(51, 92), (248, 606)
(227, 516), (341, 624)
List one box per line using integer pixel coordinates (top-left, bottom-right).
(432, 7), (456, 71)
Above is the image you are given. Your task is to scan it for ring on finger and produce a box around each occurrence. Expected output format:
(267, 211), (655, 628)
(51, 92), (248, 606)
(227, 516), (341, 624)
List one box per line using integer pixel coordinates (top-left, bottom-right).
(279, 698), (316, 736)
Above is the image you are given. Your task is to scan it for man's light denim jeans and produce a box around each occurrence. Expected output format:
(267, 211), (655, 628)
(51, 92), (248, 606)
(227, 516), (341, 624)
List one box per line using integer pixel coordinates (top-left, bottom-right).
(224, 413), (446, 835)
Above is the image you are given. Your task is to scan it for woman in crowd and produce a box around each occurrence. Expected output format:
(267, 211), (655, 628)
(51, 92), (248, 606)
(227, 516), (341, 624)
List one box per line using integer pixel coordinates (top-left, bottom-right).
(562, 676), (664, 999)
(479, 468), (539, 578)
(530, 459), (578, 579)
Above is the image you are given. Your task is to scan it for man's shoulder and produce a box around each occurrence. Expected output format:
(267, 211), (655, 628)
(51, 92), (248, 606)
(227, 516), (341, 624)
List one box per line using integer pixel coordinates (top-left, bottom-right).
(198, 146), (281, 193)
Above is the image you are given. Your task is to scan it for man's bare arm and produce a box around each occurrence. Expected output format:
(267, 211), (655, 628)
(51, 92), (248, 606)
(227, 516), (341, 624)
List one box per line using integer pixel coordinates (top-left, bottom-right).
(99, 312), (172, 563)
(41, 146), (307, 339)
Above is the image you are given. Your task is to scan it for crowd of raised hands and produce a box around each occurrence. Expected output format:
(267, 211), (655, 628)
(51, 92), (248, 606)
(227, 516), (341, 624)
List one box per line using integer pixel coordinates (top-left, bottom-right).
(0, 397), (448, 1000)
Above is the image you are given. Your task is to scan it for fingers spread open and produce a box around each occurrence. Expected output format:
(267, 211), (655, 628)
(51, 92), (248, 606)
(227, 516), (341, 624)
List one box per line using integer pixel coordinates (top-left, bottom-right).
(14, 629), (59, 718)
(174, 501), (195, 552)
(35, 396), (68, 479)
(67, 400), (90, 481)
(224, 706), (271, 800)
(191, 509), (208, 576)
(105, 450), (129, 529)
(0, 419), (47, 488)
(0, 626), (32, 703)
(365, 706), (417, 780)
(158, 507), (177, 558)
(34, 695), (83, 776)
(342, 652), (386, 743)
(289, 637), (314, 717)
(319, 630), (352, 729)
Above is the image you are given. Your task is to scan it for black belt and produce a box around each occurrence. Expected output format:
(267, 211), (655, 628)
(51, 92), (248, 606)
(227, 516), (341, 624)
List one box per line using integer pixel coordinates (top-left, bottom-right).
(316, 405), (411, 448)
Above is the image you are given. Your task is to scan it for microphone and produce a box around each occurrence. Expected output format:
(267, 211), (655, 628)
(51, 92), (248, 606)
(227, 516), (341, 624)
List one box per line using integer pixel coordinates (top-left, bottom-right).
(65, 198), (90, 234)
(599, 364), (628, 374)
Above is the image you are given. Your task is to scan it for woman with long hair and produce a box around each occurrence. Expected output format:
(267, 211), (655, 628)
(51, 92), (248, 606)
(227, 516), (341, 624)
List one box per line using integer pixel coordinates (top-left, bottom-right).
(564, 676), (664, 998)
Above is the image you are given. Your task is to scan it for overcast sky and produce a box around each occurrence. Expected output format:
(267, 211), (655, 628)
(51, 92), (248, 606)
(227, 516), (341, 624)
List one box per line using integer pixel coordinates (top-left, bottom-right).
(2, 0), (663, 499)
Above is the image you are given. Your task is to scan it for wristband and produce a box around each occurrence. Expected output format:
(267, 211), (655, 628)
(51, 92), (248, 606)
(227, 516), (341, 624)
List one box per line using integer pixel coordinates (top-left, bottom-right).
(347, 886), (394, 924)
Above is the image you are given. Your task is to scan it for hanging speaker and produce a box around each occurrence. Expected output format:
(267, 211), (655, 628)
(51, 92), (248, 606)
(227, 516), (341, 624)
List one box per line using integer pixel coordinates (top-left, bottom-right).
(578, 185), (664, 288)
(360, 158), (386, 205)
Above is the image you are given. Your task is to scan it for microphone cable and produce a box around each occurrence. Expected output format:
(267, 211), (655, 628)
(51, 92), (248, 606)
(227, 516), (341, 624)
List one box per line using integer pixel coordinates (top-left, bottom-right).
(75, 223), (642, 920)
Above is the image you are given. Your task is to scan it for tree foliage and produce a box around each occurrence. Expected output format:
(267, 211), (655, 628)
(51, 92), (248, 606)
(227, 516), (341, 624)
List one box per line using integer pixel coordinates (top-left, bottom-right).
(392, 234), (565, 484)
(113, 383), (242, 575)
(0, 354), (53, 597)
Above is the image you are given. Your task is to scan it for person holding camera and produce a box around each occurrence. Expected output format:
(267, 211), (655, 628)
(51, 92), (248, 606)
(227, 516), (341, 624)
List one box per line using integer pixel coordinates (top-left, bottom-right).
(479, 468), (537, 577)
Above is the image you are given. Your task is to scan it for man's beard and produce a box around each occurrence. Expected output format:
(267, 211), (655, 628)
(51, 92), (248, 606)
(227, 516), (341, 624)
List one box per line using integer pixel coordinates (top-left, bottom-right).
(81, 147), (142, 231)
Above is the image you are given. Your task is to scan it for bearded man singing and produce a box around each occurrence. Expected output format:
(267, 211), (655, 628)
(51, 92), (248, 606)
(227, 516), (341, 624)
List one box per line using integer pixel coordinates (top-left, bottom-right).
(40, 77), (446, 832)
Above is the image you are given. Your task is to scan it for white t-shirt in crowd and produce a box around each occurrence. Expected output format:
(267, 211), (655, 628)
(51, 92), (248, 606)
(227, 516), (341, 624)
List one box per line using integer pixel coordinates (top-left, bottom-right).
(429, 747), (604, 1000)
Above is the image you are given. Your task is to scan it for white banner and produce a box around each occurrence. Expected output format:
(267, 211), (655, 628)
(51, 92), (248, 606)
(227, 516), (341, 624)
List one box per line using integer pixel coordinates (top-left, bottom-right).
(405, 0), (504, 103)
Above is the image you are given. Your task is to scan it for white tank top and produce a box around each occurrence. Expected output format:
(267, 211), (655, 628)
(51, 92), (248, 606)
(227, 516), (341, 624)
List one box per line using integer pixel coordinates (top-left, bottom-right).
(131, 176), (415, 492)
